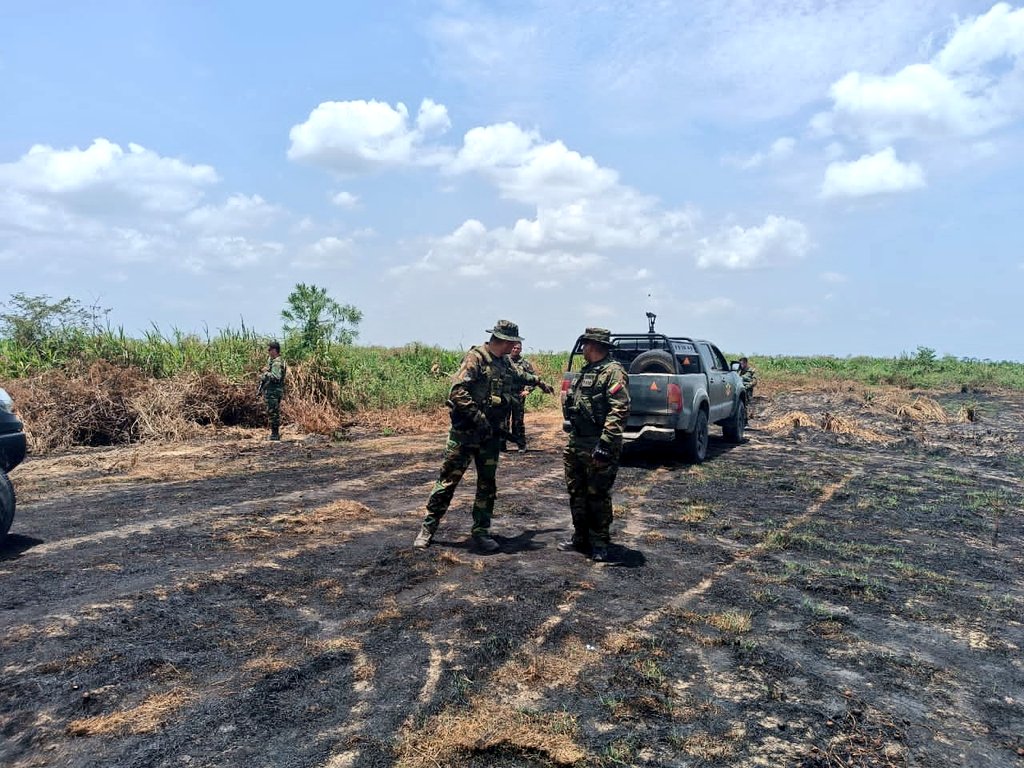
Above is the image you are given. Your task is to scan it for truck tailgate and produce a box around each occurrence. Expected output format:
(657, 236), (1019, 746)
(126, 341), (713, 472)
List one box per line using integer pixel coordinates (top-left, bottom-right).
(626, 374), (680, 428)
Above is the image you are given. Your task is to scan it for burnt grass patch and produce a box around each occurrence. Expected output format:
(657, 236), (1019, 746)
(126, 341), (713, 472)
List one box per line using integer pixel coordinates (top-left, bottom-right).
(2, 391), (1023, 766)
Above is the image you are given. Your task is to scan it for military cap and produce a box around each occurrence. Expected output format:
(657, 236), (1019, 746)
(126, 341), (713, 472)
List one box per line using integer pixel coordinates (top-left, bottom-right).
(487, 319), (523, 342)
(580, 327), (613, 347)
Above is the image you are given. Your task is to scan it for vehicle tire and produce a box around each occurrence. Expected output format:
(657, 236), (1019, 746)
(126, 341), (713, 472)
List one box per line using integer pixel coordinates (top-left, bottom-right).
(629, 349), (675, 375)
(723, 398), (747, 443)
(678, 408), (709, 463)
(0, 469), (15, 544)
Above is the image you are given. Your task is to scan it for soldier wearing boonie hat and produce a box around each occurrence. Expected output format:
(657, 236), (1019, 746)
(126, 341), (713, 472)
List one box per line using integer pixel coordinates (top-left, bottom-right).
(413, 319), (553, 554)
(559, 327), (630, 562)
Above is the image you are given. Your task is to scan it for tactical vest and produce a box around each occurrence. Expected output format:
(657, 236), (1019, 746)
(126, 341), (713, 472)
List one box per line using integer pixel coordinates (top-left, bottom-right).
(565, 357), (620, 437)
(464, 346), (518, 423)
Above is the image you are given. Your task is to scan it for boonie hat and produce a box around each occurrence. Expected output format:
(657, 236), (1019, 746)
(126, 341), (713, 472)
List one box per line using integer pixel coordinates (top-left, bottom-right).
(487, 319), (523, 342)
(580, 327), (613, 347)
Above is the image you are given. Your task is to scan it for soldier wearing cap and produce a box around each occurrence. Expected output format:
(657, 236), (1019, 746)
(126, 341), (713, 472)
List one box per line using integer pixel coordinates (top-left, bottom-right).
(413, 320), (554, 553)
(559, 327), (630, 562)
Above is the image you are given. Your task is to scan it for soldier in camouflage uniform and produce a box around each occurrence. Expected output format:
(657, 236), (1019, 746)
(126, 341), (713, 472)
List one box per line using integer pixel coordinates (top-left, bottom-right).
(413, 320), (554, 553)
(738, 356), (757, 397)
(504, 341), (537, 453)
(260, 341), (287, 441)
(559, 328), (630, 562)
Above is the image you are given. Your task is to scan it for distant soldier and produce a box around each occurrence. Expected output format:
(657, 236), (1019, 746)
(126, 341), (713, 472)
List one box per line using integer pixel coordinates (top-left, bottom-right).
(504, 341), (537, 453)
(413, 320), (554, 553)
(559, 328), (630, 562)
(260, 341), (287, 441)
(738, 356), (757, 397)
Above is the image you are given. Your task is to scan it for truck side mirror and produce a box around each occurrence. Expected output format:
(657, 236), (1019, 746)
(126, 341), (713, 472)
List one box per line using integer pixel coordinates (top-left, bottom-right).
(730, 361), (741, 371)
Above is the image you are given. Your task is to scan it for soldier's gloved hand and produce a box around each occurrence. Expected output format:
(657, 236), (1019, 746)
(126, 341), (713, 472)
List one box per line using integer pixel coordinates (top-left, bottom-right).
(538, 381), (555, 395)
(592, 445), (612, 466)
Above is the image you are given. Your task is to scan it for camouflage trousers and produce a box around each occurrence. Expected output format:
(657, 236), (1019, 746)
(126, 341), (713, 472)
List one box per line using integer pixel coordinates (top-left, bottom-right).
(264, 390), (283, 431)
(423, 431), (501, 536)
(505, 396), (527, 447)
(563, 437), (621, 546)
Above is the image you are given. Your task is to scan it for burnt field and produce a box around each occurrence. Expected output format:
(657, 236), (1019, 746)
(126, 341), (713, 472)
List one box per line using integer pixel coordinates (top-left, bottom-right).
(2, 384), (1023, 767)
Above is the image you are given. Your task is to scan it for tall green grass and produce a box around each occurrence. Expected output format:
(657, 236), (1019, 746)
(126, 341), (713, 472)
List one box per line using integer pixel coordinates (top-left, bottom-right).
(2, 331), (1021, 414)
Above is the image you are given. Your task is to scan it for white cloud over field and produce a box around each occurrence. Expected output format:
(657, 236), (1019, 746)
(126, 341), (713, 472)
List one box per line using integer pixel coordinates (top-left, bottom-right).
(696, 216), (811, 270)
(821, 148), (926, 198)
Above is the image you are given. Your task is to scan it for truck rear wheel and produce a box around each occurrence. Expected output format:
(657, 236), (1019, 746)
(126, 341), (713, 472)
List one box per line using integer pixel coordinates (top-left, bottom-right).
(0, 469), (15, 544)
(629, 350), (675, 374)
(678, 409), (709, 463)
(723, 399), (747, 443)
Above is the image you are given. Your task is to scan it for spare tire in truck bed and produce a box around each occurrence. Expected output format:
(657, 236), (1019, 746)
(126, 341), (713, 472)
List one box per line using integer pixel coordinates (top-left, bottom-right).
(628, 349), (676, 374)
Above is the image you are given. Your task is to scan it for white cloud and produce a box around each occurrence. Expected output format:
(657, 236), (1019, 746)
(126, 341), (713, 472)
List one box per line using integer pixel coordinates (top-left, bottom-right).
(0, 138), (285, 274)
(696, 215), (811, 270)
(292, 236), (354, 268)
(821, 148), (926, 198)
(815, 3), (1024, 146)
(729, 136), (796, 170)
(287, 98), (451, 174)
(0, 138), (217, 214)
(184, 194), (280, 234)
(330, 190), (360, 208)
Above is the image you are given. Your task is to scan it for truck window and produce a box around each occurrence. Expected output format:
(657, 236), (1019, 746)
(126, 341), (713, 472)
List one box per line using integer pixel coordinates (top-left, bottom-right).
(697, 342), (724, 372)
(709, 344), (729, 371)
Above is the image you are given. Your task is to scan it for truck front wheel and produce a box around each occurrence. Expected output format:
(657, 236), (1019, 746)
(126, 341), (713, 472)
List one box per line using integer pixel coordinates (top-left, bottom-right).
(0, 470), (15, 544)
(678, 409), (709, 463)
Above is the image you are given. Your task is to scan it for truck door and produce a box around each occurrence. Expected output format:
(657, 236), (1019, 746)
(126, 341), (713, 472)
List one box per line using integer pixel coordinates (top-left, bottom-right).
(698, 342), (730, 422)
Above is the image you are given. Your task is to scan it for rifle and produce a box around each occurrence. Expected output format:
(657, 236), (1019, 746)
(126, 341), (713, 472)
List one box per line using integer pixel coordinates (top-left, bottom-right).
(445, 399), (518, 444)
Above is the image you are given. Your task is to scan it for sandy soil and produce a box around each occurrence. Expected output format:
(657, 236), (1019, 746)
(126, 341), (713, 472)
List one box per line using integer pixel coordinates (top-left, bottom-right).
(2, 386), (1022, 767)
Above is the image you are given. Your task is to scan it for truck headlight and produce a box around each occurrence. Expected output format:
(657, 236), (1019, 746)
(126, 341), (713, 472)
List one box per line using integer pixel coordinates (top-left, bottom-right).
(0, 388), (14, 414)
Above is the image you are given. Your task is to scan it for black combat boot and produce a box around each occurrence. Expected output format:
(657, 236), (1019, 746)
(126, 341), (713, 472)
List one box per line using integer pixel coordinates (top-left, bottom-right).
(269, 428), (280, 441)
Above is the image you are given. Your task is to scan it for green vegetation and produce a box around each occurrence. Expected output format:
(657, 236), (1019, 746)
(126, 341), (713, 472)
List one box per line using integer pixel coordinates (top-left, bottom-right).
(749, 346), (1024, 390)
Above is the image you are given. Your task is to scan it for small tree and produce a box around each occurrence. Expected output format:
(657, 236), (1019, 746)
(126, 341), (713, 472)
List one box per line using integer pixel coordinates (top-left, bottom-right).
(0, 293), (109, 348)
(280, 283), (362, 354)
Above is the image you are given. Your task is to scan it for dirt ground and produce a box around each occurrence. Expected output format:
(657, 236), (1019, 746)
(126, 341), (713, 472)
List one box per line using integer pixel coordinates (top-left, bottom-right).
(2, 385), (1023, 767)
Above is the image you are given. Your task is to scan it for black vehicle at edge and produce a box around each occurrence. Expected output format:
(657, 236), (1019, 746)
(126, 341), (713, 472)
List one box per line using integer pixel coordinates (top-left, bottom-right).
(0, 386), (27, 543)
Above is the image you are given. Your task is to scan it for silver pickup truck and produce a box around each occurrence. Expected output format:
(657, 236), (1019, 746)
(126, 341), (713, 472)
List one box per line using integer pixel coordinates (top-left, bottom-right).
(561, 330), (748, 462)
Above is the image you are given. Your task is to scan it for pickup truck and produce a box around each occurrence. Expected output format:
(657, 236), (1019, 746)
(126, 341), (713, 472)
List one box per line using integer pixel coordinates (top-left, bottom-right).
(561, 330), (748, 463)
(0, 386), (27, 543)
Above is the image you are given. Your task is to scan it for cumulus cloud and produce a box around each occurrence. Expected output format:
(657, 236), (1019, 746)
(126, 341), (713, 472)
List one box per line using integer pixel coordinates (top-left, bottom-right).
(821, 148), (926, 198)
(330, 190), (359, 208)
(682, 297), (738, 316)
(696, 216), (811, 270)
(184, 194), (280, 234)
(292, 235), (354, 268)
(287, 98), (451, 174)
(0, 138), (217, 214)
(814, 3), (1024, 146)
(0, 138), (285, 273)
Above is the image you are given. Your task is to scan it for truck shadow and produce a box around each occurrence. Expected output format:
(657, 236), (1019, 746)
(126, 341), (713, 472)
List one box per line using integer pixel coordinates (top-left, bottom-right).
(620, 435), (741, 469)
(0, 533), (44, 561)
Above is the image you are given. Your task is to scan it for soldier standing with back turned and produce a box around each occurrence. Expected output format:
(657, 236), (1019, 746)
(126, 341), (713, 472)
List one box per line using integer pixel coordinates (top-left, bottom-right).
(559, 328), (630, 562)
(260, 341), (287, 441)
(413, 320), (553, 553)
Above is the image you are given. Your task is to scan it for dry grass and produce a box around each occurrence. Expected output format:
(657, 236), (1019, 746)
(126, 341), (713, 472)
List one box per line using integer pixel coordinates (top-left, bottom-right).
(870, 391), (949, 423)
(396, 701), (585, 767)
(705, 610), (753, 634)
(66, 689), (194, 737)
(762, 410), (891, 443)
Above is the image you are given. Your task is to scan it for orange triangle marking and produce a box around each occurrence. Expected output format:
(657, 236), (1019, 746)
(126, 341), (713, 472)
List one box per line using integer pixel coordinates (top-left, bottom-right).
(650, 382), (659, 391)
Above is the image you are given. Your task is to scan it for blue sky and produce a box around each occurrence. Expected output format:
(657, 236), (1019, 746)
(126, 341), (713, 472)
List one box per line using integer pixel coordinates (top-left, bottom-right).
(2, 1), (1022, 359)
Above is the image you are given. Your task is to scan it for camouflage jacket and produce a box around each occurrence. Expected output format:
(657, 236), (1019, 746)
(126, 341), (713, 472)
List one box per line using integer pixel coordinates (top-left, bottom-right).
(740, 367), (757, 391)
(262, 357), (287, 394)
(510, 356), (537, 399)
(449, 344), (544, 431)
(563, 354), (630, 448)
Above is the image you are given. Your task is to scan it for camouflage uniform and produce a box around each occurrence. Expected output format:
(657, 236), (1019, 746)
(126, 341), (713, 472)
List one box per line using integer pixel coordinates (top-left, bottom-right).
(505, 354), (537, 450)
(739, 361), (757, 397)
(261, 354), (287, 439)
(562, 328), (630, 555)
(418, 321), (548, 545)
